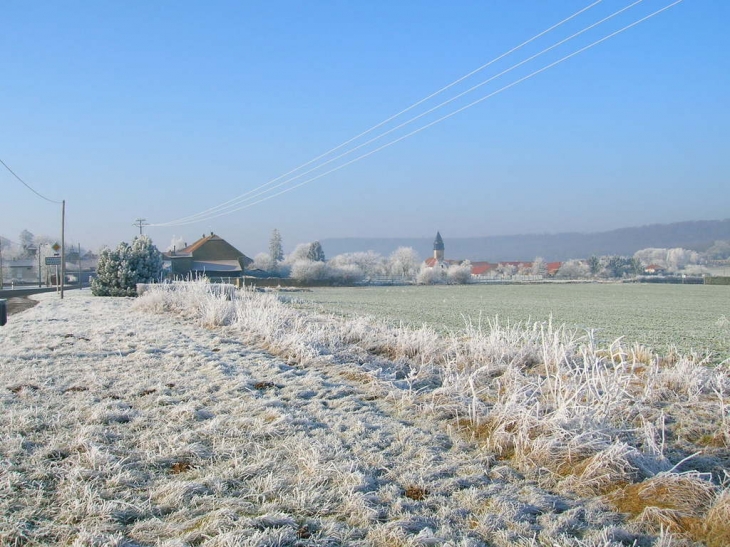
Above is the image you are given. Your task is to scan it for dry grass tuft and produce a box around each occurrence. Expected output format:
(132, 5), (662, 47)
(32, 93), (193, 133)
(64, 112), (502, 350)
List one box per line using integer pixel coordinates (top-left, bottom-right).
(608, 473), (721, 542)
(253, 381), (276, 390)
(702, 490), (730, 547)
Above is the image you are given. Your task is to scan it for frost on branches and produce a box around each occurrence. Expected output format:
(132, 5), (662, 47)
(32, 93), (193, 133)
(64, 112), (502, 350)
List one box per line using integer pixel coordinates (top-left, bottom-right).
(91, 236), (163, 297)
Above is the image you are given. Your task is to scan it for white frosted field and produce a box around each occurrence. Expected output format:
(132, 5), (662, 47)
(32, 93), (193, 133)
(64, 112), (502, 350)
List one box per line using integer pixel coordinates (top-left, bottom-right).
(1, 285), (728, 547)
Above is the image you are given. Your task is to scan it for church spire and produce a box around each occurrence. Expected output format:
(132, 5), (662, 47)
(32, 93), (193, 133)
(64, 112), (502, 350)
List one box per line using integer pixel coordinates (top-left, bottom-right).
(433, 231), (444, 261)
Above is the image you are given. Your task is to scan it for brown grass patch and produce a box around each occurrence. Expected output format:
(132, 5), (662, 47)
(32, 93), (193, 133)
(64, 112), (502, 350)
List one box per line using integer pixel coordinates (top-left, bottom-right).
(253, 381), (275, 390)
(403, 485), (429, 501)
(608, 473), (719, 542)
(7, 384), (39, 394)
(63, 386), (89, 393)
(703, 490), (730, 547)
(340, 370), (375, 384)
(170, 461), (195, 474)
(138, 388), (157, 397)
(452, 417), (517, 460)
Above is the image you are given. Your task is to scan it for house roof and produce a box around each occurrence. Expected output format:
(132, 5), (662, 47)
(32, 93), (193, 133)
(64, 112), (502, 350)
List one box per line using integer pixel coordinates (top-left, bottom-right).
(167, 233), (252, 266)
(470, 262), (493, 275)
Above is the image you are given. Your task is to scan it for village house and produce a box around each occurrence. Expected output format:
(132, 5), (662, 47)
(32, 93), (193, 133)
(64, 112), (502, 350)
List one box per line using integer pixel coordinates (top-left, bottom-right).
(163, 233), (252, 280)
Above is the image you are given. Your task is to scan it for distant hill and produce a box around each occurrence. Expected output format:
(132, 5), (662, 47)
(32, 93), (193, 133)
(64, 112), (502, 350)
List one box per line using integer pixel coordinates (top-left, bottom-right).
(320, 219), (730, 262)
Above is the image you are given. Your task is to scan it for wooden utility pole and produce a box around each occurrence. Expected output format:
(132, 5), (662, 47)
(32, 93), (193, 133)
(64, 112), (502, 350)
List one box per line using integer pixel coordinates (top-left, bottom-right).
(133, 218), (148, 236)
(61, 200), (65, 299)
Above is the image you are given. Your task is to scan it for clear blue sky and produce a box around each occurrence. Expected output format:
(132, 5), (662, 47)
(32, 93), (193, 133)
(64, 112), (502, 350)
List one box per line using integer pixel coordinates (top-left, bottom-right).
(2, 0), (728, 256)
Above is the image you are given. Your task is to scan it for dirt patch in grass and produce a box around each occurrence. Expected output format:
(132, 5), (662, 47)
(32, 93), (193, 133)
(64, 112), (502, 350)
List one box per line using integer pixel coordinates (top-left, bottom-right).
(5, 296), (39, 315)
(403, 485), (429, 500)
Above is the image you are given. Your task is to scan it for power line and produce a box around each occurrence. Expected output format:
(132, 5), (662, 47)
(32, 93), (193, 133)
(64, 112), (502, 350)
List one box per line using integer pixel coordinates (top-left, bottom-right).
(0, 157), (62, 204)
(151, 0), (607, 227)
(159, 0), (647, 225)
(158, 0), (685, 225)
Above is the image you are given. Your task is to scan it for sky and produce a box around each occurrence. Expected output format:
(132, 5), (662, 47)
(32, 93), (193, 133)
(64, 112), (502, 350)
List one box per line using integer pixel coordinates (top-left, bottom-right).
(1, 0), (728, 256)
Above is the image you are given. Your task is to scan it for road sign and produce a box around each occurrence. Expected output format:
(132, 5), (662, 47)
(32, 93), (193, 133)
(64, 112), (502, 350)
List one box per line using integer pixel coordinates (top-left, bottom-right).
(52, 243), (61, 252)
(45, 256), (62, 266)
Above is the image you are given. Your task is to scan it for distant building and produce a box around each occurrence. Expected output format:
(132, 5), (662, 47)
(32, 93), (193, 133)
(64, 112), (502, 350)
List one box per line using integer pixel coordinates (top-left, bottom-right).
(423, 232), (561, 279)
(644, 264), (665, 275)
(163, 232), (252, 279)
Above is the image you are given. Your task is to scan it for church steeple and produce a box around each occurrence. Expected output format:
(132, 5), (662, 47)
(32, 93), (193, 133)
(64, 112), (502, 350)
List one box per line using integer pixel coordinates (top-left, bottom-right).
(433, 231), (444, 261)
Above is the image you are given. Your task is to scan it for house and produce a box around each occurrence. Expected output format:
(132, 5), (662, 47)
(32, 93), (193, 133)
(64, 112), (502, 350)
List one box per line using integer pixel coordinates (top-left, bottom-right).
(644, 264), (665, 275)
(7, 259), (37, 283)
(163, 233), (252, 279)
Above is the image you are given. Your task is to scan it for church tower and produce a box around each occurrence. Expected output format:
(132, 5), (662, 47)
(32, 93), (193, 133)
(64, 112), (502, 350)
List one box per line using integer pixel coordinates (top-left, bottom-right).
(433, 231), (444, 261)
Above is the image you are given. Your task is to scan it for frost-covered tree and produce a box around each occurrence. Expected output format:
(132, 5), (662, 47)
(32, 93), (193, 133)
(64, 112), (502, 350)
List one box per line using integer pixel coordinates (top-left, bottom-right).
(531, 257), (547, 276)
(447, 261), (472, 284)
(587, 255), (601, 276)
(705, 240), (730, 261)
(91, 236), (162, 297)
(167, 235), (186, 252)
(326, 264), (365, 284)
(251, 252), (277, 273)
(633, 247), (700, 272)
(290, 259), (328, 282)
(269, 229), (284, 263)
(666, 248), (699, 271)
(555, 259), (590, 279)
(495, 263), (517, 278)
(417, 264), (446, 285)
(286, 243), (312, 264)
(328, 251), (386, 279)
(388, 247), (420, 277)
(603, 256), (641, 278)
(307, 241), (326, 262)
(19, 229), (34, 250)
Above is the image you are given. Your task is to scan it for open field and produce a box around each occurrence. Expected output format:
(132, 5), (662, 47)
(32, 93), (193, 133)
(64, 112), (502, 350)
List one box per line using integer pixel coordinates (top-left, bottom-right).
(286, 284), (730, 364)
(2, 283), (729, 546)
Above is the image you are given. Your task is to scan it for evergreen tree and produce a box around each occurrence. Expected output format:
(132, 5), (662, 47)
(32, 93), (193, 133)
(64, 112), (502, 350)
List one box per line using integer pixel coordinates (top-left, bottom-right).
(91, 236), (162, 296)
(269, 229), (284, 262)
(587, 255), (601, 276)
(307, 241), (325, 262)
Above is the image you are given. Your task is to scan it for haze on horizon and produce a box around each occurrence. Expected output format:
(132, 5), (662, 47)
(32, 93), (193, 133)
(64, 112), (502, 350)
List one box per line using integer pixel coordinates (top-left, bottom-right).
(2, 1), (728, 256)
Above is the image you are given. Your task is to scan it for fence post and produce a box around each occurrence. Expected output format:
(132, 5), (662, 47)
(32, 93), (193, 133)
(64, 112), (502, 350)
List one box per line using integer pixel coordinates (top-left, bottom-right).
(0, 299), (7, 326)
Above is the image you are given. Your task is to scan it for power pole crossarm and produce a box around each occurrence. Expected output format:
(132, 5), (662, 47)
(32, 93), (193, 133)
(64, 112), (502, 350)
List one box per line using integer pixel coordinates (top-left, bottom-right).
(133, 218), (149, 236)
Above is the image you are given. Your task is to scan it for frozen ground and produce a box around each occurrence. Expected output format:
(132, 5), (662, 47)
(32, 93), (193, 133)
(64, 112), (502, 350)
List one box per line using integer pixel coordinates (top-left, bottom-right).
(0, 288), (728, 546)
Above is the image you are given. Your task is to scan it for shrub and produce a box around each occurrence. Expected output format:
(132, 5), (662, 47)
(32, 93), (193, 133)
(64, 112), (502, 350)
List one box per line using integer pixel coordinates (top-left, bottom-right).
(91, 236), (163, 297)
(417, 264), (446, 285)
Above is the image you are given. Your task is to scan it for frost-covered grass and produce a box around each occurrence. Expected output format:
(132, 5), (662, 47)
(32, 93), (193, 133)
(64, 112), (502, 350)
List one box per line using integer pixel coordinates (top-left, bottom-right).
(286, 284), (730, 363)
(1, 283), (729, 546)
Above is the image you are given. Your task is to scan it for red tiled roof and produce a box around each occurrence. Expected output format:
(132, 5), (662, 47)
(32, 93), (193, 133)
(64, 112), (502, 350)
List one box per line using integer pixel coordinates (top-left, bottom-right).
(470, 262), (493, 275)
(424, 257), (438, 267)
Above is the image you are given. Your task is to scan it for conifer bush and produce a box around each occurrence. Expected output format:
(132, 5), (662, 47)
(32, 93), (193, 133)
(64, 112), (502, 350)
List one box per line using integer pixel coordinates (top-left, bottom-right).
(91, 236), (163, 296)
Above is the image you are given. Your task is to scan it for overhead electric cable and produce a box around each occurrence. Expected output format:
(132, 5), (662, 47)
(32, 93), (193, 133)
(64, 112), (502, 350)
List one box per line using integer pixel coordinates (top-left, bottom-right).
(0, 158), (62, 204)
(160, 0), (647, 223)
(159, 0), (683, 225)
(151, 0), (606, 227)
